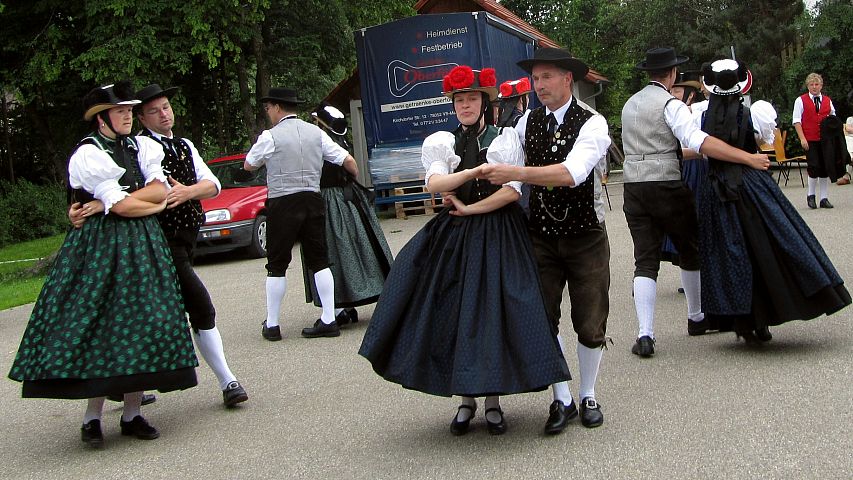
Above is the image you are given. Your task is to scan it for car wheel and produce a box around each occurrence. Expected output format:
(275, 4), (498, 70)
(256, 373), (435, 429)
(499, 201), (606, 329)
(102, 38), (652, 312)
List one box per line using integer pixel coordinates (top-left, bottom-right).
(246, 214), (267, 258)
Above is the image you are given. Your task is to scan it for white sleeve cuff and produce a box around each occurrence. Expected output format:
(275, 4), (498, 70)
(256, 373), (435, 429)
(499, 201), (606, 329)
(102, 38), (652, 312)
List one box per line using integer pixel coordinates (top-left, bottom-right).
(94, 179), (129, 213)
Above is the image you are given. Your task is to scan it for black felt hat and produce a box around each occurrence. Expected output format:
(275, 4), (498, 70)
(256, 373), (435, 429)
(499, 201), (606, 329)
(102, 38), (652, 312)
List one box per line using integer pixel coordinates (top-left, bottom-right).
(82, 81), (140, 121)
(517, 47), (589, 80)
(135, 84), (179, 106)
(636, 47), (689, 71)
(312, 104), (348, 135)
(260, 87), (305, 105)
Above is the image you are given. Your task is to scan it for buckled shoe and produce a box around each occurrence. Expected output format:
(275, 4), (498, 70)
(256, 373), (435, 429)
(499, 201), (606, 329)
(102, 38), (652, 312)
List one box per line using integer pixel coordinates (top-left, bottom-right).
(223, 381), (248, 407)
(580, 397), (604, 428)
(544, 399), (578, 435)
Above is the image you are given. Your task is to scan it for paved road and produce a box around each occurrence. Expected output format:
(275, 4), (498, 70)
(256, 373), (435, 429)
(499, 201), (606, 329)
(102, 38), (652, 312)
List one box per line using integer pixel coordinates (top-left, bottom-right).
(1, 179), (851, 479)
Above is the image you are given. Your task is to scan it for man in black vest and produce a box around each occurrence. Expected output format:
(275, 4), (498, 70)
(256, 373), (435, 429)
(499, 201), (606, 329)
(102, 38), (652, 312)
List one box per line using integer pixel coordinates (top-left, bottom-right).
(480, 48), (611, 434)
(134, 84), (248, 407)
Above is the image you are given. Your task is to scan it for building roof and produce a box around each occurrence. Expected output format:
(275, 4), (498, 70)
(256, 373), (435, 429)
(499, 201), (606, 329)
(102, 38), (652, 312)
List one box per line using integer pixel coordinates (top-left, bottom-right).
(322, 0), (608, 110)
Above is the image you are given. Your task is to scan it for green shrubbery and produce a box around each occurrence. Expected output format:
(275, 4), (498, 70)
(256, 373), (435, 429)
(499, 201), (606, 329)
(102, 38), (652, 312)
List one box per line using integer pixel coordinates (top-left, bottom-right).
(0, 180), (68, 248)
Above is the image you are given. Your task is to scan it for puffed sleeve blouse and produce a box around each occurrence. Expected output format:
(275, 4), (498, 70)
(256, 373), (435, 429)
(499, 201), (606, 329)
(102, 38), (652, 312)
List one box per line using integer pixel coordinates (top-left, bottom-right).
(68, 136), (166, 213)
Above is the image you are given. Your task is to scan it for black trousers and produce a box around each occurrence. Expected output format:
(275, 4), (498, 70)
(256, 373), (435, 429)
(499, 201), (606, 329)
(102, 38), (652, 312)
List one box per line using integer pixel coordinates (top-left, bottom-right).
(265, 191), (329, 277)
(623, 181), (700, 280)
(806, 140), (827, 178)
(530, 223), (610, 349)
(167, 229), (216, 331)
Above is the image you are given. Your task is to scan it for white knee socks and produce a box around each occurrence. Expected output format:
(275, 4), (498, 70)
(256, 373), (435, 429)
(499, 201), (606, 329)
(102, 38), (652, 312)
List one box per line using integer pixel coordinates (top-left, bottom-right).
(680, 269), (704, 322)
(194, 327), (238, 390)
(456, 396), (476, 422)
(634, 276), (657, 338)
(808, 176), (817, 196)
(551, 333), (573, 404)
(84, 397), (106, 423)
(265, 277), (287, 328)
(484, 396), (502, 423)
(313, 268), (336, 324)
(819, 177), (829, 200)
(577, 343), (603, 401)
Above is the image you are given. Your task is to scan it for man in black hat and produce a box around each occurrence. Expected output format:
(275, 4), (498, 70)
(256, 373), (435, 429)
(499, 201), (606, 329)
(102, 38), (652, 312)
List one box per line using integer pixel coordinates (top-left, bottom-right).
(621, 47), (769, 358)
(134, 84), (248, 407)
(245, 87), (358, 340)
(480, 47), (612, 433)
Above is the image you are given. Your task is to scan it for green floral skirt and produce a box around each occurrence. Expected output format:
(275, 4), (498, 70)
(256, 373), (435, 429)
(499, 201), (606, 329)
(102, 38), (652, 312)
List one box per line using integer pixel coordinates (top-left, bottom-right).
(8, 214), (198, 399)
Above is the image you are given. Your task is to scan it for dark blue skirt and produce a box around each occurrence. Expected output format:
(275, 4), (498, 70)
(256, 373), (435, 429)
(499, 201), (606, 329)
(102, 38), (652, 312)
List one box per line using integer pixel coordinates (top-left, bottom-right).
(697, 166), (850, 331)
(359, 204), (570, 397)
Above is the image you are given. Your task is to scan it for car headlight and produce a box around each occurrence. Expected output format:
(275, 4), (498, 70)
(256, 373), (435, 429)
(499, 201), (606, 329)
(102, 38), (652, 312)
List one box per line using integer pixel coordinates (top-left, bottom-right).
(205, 209), (231, 223)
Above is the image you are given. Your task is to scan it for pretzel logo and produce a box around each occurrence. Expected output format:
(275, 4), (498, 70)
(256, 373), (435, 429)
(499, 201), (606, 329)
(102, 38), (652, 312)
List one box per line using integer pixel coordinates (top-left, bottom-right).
(387, 60), (458, 98)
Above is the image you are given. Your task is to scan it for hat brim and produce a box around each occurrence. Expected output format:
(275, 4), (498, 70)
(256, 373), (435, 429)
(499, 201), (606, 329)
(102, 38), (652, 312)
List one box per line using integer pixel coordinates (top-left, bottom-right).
(516, 58), (589, 80)
(443, 87), (498, 102)
(673, 80), (703, 90)
(138, 86), (179, 106)
(260, 96), (305, 104)
(635, 55), (689, 71)
(703, 81), (747, 96)
(83, 100), (141, 121)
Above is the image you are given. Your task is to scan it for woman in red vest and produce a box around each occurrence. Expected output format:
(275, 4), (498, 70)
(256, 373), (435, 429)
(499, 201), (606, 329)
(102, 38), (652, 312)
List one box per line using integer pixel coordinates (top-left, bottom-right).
(793, 72), (837, 209)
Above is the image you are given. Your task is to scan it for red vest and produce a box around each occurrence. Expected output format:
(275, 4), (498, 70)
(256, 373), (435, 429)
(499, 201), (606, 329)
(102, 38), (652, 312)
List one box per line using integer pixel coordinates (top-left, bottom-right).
(800, 93), (831, 141)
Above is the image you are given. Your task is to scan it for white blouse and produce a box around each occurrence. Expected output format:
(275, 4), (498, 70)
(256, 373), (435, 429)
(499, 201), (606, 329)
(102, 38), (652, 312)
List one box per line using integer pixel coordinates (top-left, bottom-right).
(68, 136), (166, 213)
(421, 127), (524, 194)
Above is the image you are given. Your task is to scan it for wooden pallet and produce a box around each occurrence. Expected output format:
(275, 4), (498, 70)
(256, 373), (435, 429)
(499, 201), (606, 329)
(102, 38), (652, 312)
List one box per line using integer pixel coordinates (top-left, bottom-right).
(393, 186), (438, 219)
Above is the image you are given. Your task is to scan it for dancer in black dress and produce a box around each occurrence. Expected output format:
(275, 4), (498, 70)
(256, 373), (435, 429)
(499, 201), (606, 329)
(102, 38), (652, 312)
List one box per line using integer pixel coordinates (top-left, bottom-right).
(359, 65), (569, 436)
(696, 60), (851, 343)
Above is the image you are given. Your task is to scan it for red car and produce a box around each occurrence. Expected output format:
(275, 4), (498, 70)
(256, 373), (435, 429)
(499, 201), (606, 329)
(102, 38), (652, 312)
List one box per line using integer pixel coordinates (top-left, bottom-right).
(196, 153), (268, 258)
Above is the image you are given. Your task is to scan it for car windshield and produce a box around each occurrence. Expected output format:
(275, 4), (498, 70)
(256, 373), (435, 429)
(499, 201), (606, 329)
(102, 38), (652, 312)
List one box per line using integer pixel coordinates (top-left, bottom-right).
(209, 160), (266, 189)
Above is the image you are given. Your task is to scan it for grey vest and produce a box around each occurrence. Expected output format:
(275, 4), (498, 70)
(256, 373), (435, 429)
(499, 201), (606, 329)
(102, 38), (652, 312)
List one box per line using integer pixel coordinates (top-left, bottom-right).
(266, 117), (324, 198)
(621, 85), (682, 183)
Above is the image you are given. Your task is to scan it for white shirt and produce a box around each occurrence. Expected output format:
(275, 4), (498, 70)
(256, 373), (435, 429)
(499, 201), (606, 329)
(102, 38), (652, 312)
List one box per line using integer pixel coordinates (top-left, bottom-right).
(245, 115), (348, 168)
(656, 83), (708, 152)
(149, 131), (221, 195)
(513, 96), (611, 187)
(792, 94), (836, 124)
(68, 136), (166, 213)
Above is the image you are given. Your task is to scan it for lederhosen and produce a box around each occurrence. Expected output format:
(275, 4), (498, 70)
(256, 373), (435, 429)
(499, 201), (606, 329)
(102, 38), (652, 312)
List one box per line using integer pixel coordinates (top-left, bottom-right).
(140, 129), (216, 331)
(525, 101), (610, 348)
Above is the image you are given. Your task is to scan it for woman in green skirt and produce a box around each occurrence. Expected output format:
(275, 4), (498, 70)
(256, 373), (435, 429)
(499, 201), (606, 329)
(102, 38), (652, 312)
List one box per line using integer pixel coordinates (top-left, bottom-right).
(7, 82), (198, 447)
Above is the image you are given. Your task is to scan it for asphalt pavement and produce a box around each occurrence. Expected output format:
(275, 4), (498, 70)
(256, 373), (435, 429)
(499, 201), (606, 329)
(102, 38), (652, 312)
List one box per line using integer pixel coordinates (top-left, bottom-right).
(1, 176), (851, 480)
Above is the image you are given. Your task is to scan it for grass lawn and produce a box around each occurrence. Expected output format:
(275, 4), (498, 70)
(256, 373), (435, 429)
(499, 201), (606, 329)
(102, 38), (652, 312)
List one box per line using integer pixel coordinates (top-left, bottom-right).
(0, 233), (65, 310)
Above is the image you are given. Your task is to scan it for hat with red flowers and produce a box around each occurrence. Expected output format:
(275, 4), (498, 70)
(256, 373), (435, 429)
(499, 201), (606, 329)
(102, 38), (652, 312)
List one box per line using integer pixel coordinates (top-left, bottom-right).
(442, 66), (498, 101)
(498, 77), (532, 99)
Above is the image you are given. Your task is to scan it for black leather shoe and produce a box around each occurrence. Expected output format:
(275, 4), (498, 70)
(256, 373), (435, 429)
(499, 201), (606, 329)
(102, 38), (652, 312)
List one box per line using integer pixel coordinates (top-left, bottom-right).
(81, 419), (104, 448)
(820, 198), (833, 209)
(807, 195), (817, 209)
(544, 399), (578, 435)
(262, 321), (282, 341)
(631, 336), (655, 357)
(347, 308), (358, 324)
(687, 317), (709, 336)
(301, 318), (340, 338)
(107, 393), (157, 405)
(120, 416), (160, 440)
(579, 397), (604, 428)
(222, 381), (248, 407)
(485, 407), (507, 435)
(754, 326), (773, 342)
(450, 404), (476, 436)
